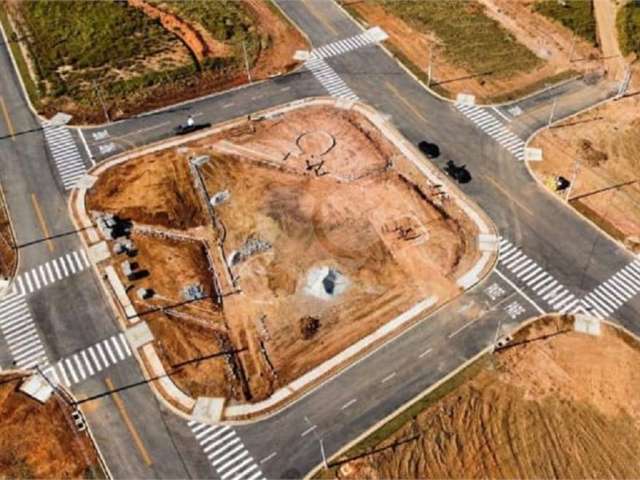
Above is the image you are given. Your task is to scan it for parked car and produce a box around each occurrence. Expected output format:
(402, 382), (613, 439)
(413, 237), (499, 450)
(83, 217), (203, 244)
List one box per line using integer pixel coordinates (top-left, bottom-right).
(418, 140), (440, 159)
(444, 160), (471, 184)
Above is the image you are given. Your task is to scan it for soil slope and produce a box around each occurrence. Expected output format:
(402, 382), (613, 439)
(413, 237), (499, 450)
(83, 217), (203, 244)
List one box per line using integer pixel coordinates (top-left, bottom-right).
(0, 373), (100, 478)
(332, 316), (640, 479)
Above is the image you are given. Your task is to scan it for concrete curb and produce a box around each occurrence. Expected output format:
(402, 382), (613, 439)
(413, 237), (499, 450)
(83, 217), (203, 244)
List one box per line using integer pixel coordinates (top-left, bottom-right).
(331, 0), (599, 109)
(0, 370), (113, 479)
(0, 14), (45, 122)
(305, 313), (640, 478)
(521, 89), (635, 256)
(68, 96), (498, 424)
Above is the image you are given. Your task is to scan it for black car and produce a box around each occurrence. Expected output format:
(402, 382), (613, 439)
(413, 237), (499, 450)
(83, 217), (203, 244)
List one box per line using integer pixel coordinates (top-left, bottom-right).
(174, 122), (211, 136)
(418, 141), (440, 159)
(444, 160), (471, 184)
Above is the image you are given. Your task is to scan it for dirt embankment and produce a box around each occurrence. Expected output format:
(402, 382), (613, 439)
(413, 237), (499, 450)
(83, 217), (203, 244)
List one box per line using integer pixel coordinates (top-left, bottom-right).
(0, 373), (100, 478)
(529, 65), (640, 252)
(0, 185), (17, 281)
(331, 316), (640, 479)
(127, 0), (231, 63)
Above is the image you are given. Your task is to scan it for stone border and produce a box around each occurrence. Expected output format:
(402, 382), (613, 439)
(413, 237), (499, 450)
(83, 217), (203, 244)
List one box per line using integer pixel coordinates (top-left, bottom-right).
(0, 369), (113, 479)
(68, 97), (498, 424)
(0, 1), (312, 128)
(305, 312), (640, 478)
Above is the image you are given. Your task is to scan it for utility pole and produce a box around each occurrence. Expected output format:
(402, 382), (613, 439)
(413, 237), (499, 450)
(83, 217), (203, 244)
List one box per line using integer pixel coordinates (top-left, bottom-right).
(92, 81), (110, 124)
(427, 45), (433, 88)
(565, 156), (580, 202)
(242, 41), (252, 84)
(547, 98), (558, 127)
(568, 33), (576, 64)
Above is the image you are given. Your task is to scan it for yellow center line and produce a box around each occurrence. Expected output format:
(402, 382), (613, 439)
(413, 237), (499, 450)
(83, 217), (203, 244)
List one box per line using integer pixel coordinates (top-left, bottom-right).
(0, 96), (16, 142)
(303, 0), (338, 36)
(105, 377), (153, 467)
(30, 193), (54, 252)
(384, 81), (429, 124)
(484, 175), (535, 217)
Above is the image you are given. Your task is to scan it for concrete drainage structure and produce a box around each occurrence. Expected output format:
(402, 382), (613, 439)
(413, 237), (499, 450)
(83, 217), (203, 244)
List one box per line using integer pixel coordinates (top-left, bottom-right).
(68, 97), (499, 424)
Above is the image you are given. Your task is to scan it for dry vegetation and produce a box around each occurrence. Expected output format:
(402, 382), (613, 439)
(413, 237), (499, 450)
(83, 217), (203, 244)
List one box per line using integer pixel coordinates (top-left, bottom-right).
(4, 0), (307, 122)
(342, 0), (601, 102)
(0, 373), (101, 479)
(86, 104), (478, 403)
(325, 316), (640, 479)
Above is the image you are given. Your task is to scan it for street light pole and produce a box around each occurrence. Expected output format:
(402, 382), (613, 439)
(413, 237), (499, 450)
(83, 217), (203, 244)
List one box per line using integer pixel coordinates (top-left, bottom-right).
(547, 98), (558, 127)
(92, 81), (110, 124)
(427, 45), (433, 88)
(242, 41), (252, 84)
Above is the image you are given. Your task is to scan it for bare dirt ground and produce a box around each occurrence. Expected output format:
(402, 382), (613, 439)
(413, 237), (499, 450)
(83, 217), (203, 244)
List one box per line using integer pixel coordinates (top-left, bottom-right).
(86, 104), (479, 403)
(593, 0), (626, 80)
(530, 65), (640, 251)
(345, 0), (601, 102)
(329, 316), (640, 479)
(0, 373), (100, 478)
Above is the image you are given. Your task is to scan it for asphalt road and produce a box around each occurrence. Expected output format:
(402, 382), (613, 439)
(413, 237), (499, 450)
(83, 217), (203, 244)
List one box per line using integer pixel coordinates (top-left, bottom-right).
(0, 1), (638, 479)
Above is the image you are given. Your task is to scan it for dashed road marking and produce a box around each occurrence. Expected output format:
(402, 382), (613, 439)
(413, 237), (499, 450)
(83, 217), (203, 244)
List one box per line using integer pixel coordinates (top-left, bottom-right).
(381, 372), (396, 383)
(341, 398), (357, 410)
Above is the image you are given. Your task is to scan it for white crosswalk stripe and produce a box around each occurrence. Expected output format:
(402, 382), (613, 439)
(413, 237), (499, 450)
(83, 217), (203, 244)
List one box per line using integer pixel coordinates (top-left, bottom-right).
(11, 248), (90, 296)
(0, 294), (49, 369)
(42, 122), (87, 190)
(580, 260), (640, 319)
(310, 27), (387, 59)
(456, 104), (526, 160)
(305, 56), (359, 101)
(42, 333), (132, 387)
(499, 237), (579, 313)
(189, 421), (264, 480)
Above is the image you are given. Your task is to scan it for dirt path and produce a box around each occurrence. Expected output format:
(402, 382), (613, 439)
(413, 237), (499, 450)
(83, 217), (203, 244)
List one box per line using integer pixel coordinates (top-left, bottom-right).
(127, 0), (231, 63)
(593, 0), (626, 80)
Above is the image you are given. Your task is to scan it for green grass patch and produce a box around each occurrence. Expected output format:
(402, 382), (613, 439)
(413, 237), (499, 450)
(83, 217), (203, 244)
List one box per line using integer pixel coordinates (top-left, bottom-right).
(314, 353), (491, 479)
(617, 1), (640, 56)
(377, 0), (541, 79)
(0, 9), (40, 107)
(534, 0), (597, 45)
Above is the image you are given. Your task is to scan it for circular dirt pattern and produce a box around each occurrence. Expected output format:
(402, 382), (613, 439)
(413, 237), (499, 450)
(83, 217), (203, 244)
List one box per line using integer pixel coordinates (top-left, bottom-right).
(296, 131), (335, 157)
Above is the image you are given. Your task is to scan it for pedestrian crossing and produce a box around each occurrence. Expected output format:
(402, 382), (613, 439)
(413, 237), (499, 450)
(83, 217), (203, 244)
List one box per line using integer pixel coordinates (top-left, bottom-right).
(0, 293), (49, 369)
(189, 421), (264, 480)
(310, 27), (387, 59)
(581, 260), (640, 319)
(11, 249), (90, 297)
(455, 104), (526, 160)
(498, 237), (580, 313)
(42, 122), (88, 190)
(42, 332), (132, 387)
(305, 56), (359, 101)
